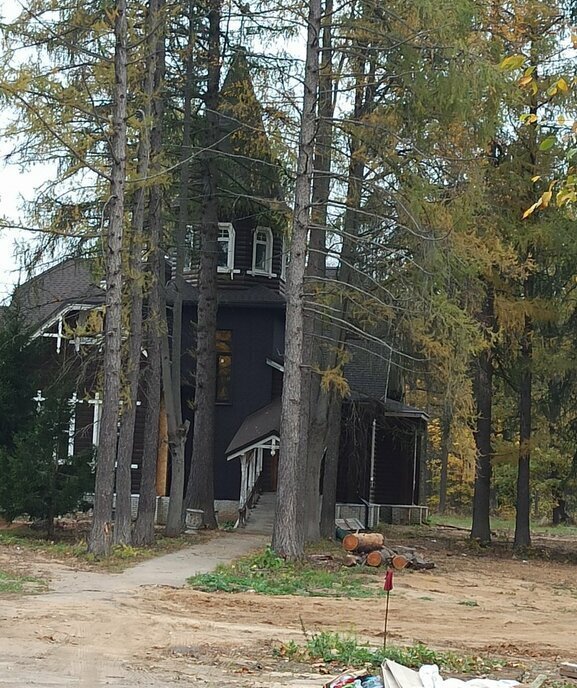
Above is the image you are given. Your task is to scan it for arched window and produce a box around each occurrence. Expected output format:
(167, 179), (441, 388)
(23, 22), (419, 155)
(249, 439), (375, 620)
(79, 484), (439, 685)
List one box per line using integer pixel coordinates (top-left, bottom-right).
(217, 222), (235, 272)
(251, 226), (274, 275)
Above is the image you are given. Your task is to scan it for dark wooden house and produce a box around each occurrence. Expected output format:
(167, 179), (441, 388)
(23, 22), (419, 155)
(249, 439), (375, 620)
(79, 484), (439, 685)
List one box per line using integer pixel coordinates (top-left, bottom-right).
(9, 52), (429, 526)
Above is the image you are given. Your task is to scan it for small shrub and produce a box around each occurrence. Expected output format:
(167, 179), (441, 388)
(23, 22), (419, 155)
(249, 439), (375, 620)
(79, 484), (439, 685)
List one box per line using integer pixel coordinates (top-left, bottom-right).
(278, 632), (503, 674)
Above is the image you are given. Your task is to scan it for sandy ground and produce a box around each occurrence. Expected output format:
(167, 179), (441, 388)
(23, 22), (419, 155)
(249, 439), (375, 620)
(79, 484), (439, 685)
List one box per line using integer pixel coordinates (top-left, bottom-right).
(1, 530), (577, 687)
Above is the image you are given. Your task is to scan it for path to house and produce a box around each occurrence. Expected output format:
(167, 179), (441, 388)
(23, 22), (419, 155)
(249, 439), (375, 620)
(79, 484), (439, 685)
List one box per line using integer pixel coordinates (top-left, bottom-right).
(48, 530), (269, 596)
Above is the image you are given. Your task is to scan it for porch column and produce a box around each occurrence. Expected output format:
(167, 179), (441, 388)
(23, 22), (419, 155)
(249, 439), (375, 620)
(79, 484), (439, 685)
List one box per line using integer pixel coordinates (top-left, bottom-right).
(240, 454), (247, 507)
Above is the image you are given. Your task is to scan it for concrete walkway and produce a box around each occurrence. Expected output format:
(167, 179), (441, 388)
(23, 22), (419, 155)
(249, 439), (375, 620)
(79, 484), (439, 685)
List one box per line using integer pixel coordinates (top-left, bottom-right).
(242, 492), (276, 534)
(48, 531), (269, 597)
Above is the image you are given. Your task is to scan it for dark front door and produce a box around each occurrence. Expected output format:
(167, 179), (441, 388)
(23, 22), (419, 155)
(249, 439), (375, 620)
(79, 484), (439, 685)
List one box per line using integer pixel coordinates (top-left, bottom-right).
(262, 452), (278, 492)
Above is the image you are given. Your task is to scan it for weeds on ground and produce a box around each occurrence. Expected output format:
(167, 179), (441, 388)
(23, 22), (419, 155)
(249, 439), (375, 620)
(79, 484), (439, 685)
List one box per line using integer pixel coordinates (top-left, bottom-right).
(0, 530), (200, 570)
(277, 632), (504, 675)
(0, 569), (46, 594)
(188, 546), (381, 597)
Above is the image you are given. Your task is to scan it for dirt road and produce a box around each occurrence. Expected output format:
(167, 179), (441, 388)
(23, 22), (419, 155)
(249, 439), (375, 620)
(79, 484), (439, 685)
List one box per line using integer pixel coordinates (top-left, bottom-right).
(1, 531), (576, 687)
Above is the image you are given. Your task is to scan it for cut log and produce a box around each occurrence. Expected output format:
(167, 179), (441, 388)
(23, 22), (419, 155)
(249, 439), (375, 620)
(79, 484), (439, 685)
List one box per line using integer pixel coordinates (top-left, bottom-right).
(342, 532), (385, 552)
(365, 550), (384, 567)
(391, 554), (409, 570)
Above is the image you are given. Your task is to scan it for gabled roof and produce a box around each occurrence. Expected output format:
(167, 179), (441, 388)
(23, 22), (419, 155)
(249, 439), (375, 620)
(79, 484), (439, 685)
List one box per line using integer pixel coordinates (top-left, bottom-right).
(11, 258), (104, 331)
(226, 397), (281, 459)
(344, 339), (393, 401)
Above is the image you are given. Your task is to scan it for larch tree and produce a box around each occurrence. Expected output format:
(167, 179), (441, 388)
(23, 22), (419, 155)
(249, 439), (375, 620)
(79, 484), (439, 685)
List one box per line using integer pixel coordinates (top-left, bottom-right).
(272, 0), (321, 559)
(88, 0), (129, 556)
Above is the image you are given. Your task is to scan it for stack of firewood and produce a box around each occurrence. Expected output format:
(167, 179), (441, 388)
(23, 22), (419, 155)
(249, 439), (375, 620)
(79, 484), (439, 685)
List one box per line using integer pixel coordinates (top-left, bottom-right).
(341, 532), (435, 570)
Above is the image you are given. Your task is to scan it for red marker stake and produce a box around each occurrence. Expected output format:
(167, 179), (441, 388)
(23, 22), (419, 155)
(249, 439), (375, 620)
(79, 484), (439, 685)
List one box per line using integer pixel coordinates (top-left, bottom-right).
(383, 569), (394, 652)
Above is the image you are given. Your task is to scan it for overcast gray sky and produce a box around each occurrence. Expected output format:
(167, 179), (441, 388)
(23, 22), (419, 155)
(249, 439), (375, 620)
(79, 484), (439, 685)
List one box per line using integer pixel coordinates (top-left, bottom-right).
(0, 0), (50, 300)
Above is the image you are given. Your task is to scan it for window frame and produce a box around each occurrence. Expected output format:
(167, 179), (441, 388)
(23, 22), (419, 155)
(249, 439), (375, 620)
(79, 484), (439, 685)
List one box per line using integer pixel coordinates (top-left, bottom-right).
(250, 226), (275, 277)
(217, 222), (236, 274)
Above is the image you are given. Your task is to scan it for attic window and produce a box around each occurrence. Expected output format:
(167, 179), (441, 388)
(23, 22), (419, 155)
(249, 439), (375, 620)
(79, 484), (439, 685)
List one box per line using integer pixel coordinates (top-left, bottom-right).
(251, 226), (274, 276)
(217, 222), (236, 273)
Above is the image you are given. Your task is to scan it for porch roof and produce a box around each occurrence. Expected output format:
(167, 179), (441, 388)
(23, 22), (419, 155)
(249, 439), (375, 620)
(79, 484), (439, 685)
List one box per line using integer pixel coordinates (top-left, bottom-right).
(226, 397), (281, 460)
(382, 398), (429, 422)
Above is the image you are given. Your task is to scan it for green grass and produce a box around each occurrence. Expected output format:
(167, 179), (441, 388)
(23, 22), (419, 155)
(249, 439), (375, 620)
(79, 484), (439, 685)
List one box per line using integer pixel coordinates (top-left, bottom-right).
(429, 514), (577, 538)
(0, 569), (46, 594)
(188, 546), (382, 597)
(278, 632), (504, 674)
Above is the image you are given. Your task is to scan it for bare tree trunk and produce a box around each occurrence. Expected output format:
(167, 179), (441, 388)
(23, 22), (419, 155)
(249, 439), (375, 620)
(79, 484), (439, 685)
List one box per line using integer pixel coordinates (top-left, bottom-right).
(184, 0), (221, 529)
(514, 310), (532, 548)
(313, 55), (369, 538)
(471, 288), (494, 545)
(272, 0), (320, 560)
(320, 391), (342, 538)
(133, 5), (166, 547)
(162, 295), (190, 535)
(88, 0), (128, 557)
(303, 0), (335, 543)
(114, 0), (159, 545)
(163, 2), (196, 536)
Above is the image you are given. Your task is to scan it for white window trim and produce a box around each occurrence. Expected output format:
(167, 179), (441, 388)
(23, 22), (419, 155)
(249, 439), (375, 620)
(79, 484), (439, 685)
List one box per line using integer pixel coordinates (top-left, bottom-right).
(217, 222), (237, 274)
(249, 226), (275, 277)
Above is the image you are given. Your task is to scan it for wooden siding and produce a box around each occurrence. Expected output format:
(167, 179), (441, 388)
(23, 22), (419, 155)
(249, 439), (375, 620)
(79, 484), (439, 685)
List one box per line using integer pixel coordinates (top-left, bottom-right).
(180, 216), (285, 292)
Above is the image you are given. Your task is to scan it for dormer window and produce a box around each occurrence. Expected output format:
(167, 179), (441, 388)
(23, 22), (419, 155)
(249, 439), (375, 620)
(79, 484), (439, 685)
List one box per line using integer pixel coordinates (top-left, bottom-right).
(217, 222), (235, 273)
(251, 226), (274, 276)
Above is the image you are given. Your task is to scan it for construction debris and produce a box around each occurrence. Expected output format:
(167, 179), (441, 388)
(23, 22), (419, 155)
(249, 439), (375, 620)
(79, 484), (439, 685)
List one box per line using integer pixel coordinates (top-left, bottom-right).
(559, 663), (577, 679)
(383, 660), (519, 688)
(324, 661), (520, 688)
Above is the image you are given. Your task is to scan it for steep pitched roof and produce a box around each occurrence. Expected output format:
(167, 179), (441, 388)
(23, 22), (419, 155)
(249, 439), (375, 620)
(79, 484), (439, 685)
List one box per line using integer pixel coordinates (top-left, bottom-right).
(11, 258), (104, 331)
(217, 49), (286, 211)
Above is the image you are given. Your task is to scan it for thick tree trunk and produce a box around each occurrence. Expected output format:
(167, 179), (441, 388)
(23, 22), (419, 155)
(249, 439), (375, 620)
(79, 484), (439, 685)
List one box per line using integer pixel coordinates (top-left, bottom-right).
(514, 312), (532, 548)
(163, 4), (196, 536)
(133, 329), (160, 546)
(88, 0), (128, 557)
(185, 0), (221, 529)
(320, 391), (342, 538)
(302, 0), (335, 543)
(114, 0), (159, 545)
(272, 0), (321, 560)
(471, 284), (495, 544)
(133, 9), (165, 546)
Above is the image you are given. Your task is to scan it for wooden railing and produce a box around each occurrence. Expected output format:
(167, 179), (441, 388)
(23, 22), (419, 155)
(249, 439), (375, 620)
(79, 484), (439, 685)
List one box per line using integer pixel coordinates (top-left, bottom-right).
(237, 447), (264, 527)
